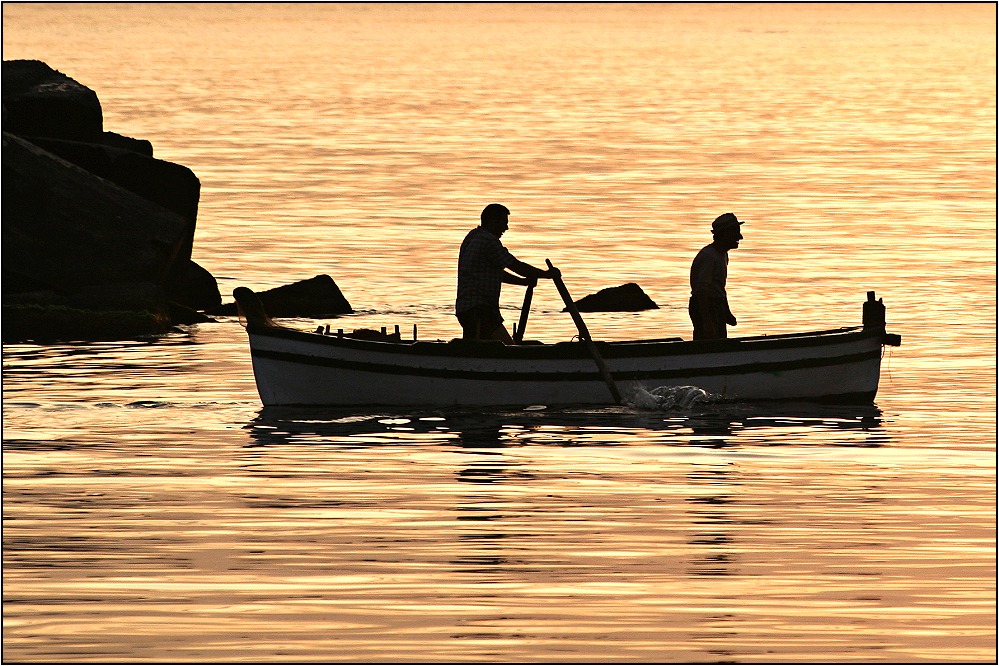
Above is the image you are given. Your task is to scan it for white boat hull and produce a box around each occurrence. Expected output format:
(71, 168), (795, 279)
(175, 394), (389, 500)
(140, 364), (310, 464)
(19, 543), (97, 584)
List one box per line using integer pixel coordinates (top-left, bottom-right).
(243, 325), (897, 406)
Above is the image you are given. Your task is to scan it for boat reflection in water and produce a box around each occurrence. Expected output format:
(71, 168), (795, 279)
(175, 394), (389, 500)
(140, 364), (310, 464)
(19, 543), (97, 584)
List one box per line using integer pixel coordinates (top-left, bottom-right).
(243, 400), (888, 451)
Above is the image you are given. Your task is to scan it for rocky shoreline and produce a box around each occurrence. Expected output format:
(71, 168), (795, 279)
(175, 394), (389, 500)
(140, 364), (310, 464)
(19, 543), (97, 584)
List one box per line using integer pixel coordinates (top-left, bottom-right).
(2, 60), (353, 343)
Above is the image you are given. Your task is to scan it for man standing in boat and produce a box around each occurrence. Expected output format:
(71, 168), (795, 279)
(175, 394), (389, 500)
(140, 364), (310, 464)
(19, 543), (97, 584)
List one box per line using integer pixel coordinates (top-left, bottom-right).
(689, 212), (744, 340)
(456, 203), (559, 343)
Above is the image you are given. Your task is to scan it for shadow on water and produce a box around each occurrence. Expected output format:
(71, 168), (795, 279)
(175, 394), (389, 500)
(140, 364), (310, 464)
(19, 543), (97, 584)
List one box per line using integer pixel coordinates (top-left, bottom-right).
(243, 402), (889, 451)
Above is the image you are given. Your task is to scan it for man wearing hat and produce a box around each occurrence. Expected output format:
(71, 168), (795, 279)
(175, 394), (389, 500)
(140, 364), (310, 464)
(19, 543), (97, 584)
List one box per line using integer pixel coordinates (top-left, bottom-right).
(689, 212), (744, 340)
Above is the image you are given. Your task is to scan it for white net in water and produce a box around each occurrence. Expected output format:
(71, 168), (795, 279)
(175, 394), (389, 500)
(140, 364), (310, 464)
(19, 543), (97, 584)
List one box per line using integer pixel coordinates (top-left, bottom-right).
(629, 385), (717, 410)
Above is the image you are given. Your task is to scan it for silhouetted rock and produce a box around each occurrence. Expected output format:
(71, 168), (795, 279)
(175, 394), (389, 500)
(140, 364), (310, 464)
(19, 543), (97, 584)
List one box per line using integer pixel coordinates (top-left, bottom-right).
(211, 275), (353, 317)
(165, 260), (221, 312)
(2, 60), (103, 143)
(2, 131), (188, 305)
(27, 137), (200, 242)
(568, 283), (659, 312)
(1, 59), (222, 332)
(27, 136), (204, 286)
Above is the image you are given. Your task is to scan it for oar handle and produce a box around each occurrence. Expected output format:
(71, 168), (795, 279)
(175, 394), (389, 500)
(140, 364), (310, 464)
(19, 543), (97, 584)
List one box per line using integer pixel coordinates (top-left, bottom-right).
(513, 281), (534, 343)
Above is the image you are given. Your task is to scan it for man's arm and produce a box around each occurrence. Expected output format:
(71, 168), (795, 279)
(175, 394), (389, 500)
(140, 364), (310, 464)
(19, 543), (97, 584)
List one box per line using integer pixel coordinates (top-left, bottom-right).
(692, 290), (736, 331)
(506, 258), (559, 284)
(501, 271), (534, 287)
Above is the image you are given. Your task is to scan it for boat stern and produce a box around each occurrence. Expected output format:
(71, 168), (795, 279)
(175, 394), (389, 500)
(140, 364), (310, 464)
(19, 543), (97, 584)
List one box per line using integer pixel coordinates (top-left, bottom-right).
(863, 291), (902, 348)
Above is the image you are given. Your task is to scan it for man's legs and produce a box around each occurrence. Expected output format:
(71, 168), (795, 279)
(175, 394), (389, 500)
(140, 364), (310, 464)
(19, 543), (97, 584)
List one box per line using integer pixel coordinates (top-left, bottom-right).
(457, 306), (512, 344)
(689, 296), (727, 340)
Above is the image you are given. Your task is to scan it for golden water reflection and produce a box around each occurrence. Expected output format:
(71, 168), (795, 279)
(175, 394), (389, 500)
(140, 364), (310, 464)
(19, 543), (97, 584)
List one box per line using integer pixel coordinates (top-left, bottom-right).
(196, 407), (991, 662)
(4, 402), (993, 662)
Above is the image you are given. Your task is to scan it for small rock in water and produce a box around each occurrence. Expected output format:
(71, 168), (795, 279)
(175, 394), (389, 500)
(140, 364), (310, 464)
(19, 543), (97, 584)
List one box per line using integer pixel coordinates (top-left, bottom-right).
(630, 385), (714, 410)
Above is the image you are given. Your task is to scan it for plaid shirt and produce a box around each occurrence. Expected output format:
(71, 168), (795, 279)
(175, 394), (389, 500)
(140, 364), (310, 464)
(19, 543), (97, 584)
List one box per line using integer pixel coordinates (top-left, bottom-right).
(455, 226), (517, 315)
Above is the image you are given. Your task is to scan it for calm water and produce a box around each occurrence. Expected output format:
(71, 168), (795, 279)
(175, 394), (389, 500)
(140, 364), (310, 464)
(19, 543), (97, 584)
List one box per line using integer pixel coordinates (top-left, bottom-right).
(2, 4), (995, 663)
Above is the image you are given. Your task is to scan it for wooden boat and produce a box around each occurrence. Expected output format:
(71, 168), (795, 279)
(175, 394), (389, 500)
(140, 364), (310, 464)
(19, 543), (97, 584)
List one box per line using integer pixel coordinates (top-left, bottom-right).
(234, 287), (902, 407)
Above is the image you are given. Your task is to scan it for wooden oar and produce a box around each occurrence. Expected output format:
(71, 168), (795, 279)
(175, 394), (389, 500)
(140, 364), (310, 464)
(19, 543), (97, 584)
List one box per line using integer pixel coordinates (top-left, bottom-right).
(512, 281), (534, 343)
(545, 259), (622, 404)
